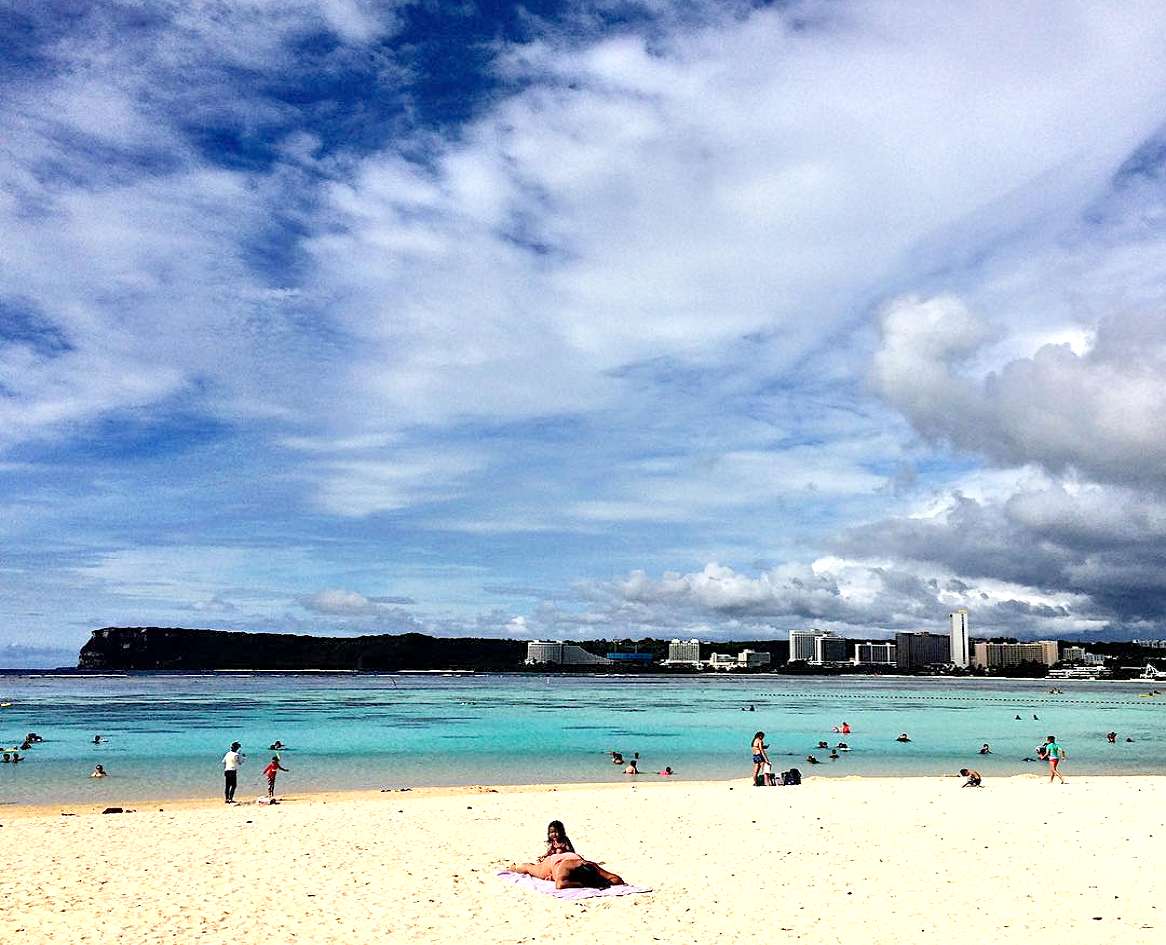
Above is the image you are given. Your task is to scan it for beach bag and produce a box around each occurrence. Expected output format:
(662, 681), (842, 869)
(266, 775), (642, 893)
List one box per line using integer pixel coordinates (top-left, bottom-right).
(781, 768), (802, 786)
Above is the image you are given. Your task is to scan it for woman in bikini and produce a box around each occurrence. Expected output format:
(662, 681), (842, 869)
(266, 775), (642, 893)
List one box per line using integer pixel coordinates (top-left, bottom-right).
(508, 821), (626, 889)
(751, 731), (770, 786)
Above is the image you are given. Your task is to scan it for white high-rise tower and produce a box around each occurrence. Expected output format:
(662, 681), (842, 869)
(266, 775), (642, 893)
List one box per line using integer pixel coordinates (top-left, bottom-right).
(949, 608), (970, 668)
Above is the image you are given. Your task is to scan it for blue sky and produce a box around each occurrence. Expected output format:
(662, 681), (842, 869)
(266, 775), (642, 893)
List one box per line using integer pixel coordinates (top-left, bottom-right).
(3, 1), (1166, 665)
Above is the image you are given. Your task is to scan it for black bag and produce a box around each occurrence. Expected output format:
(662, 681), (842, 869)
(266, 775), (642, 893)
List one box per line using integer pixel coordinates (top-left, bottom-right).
(781, 767), (802, 786)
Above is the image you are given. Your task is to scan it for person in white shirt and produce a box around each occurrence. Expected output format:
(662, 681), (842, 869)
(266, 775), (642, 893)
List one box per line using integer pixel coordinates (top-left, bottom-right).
(222, 741), (245, 803)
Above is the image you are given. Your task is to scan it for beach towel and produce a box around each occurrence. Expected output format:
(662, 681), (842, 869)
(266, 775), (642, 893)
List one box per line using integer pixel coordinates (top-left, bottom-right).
(495, 870), (652, 900)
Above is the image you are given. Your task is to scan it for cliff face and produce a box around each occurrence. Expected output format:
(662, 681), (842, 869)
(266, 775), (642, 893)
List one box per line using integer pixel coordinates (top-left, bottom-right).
(78, 627), (527, 671)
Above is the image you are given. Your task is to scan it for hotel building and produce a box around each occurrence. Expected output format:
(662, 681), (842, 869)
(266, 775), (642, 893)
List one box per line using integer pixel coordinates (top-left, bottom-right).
(949, 608), (970, 668)
(853, 642), (897, 665)
(789, 628), (840, 663)
(667, 639), (702, 664)
(970, 640), (1059, 670)
(524, 641), (613, 666)
(812, 634), (850, 665)
(895, 631), (951, 669)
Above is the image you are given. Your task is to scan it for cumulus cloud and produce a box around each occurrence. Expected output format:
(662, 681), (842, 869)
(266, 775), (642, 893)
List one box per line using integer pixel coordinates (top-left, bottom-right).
(299, 588), (416, 615)
(872, 299), (1166, 488)
(835, 481), (1166, 626)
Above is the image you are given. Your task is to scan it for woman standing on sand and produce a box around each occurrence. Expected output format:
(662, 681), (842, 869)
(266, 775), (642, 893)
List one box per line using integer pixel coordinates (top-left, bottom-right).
(751, 732), (770, 786)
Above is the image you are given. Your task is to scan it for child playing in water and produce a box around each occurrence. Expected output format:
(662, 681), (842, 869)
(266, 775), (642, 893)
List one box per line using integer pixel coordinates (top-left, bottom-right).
(263, 755), (289, 798)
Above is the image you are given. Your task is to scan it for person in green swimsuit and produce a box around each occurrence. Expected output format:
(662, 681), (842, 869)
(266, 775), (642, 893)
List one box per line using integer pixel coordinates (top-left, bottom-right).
(1043, 735), (1067, 783)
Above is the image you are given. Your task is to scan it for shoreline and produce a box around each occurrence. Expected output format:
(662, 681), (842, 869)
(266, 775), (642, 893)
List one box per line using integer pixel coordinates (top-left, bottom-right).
(3, 770), (1159, 820)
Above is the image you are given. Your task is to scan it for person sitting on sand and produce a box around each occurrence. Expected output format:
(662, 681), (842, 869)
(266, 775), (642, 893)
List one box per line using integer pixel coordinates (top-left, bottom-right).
(896, 733), (911, 743)
(806, 754), (821, 764)
(658, 766), (673, 776)
(91, 764), (107, 778)
(508, 822), (626, 890)
(959, 768), (982, 787)
(624, 759), (638, 775)
(979, 743), (991, 754)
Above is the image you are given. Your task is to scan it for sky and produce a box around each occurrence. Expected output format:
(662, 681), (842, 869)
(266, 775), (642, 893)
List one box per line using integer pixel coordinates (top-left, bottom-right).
(3, 1), (1166, 666)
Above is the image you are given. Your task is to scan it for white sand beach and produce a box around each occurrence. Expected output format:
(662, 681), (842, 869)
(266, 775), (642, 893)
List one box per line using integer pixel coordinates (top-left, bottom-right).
(1, 775), (1162, 945)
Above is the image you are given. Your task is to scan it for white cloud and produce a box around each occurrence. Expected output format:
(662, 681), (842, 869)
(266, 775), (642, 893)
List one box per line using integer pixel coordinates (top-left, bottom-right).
(300, 588), (416, 615)
(872, 298), (1166, 488)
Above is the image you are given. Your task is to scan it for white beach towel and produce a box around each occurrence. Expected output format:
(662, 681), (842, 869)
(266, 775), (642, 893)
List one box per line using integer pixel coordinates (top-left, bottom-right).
(495, 870), (652, 900)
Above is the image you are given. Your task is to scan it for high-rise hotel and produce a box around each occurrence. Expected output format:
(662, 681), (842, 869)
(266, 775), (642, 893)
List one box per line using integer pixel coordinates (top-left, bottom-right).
(949, 608), (970, 669)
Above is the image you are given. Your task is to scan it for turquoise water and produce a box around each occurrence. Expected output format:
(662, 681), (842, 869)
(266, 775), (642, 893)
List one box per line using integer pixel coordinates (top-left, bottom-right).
(1, 673), (1163, 805)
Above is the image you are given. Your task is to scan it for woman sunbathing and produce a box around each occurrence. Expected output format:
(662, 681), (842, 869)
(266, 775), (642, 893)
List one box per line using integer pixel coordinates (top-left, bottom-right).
(508, 821), (626, 889)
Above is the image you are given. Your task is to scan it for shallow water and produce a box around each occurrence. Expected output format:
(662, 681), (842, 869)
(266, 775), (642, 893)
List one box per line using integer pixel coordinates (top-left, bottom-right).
(0, 673), (1163, 805)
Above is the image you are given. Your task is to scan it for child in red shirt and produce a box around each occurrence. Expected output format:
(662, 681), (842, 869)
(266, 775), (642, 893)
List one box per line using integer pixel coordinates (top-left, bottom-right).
(264, 756), (289, 798)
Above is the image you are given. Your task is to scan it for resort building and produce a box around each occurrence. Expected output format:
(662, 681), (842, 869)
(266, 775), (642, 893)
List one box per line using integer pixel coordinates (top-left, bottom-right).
(853, 642), (897, 665)
(812, 634), (849, 665)
(949, 608), (970, 669)
(970, 641), (1059, 670)
(705, 649), (774, 670)
(895, 631), (951, 669)
(667, 639), (702, 664)
(788, 628), (831, 662)
(1061, 646), (1106, 666)
(738, 649), (772, 669)
(524, 641), (613, 666)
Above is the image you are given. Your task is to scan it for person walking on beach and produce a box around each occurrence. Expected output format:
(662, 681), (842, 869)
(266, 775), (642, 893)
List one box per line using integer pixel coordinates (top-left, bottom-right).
(222, 741), (245, 803)
(751, 732), (770, 786)
(263, 755), (288, 798)
(1043, 735), (1067, 783)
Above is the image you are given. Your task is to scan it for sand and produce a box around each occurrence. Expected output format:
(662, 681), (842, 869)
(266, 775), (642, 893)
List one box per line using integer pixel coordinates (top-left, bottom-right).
(0, 774), (1162, 944)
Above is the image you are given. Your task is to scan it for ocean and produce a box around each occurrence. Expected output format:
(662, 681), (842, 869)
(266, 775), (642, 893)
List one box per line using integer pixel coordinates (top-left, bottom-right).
(1, 672), (1163, 805)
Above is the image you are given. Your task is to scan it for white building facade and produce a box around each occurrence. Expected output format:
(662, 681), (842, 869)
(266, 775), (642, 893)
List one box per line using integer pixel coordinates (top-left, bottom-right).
(667, 639), (702, 664)
(949, 609), (970, 669)
(853, 642), (897, 665)
(789, 628), (832, 663)
(524, 641), (613, 666)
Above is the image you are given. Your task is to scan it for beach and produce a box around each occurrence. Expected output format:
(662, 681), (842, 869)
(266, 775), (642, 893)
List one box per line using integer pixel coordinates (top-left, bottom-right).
(1, 775), (1162, 944)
